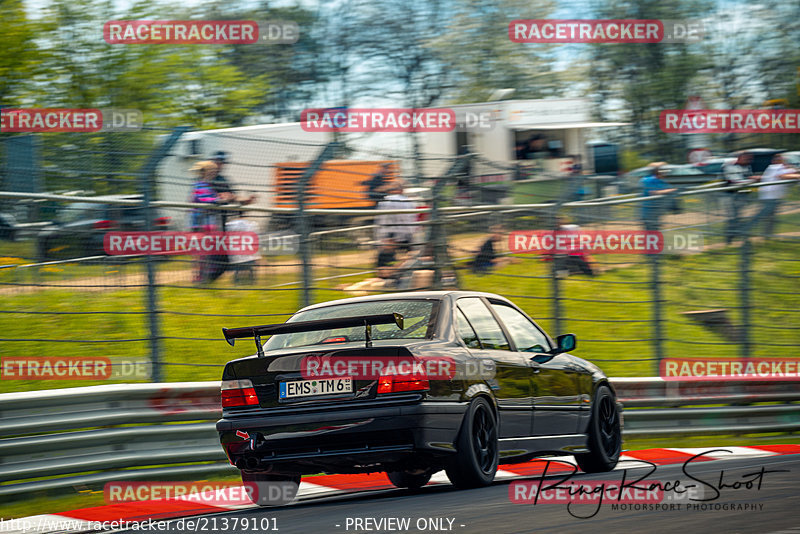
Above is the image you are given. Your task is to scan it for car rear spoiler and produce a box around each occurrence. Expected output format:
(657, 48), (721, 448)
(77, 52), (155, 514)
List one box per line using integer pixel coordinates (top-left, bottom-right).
(222, 313), (405, 356)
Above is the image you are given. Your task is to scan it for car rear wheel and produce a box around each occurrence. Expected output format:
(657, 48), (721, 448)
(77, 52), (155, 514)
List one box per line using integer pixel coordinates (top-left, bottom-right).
(445, 397), (498, 489)
(387, 469), (433, 490)
(575, 385), (621, 473)
(241, 472), (301, 506)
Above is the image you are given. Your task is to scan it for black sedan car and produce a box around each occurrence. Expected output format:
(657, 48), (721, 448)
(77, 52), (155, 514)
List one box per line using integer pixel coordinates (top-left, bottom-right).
(216, 291), (622, 504)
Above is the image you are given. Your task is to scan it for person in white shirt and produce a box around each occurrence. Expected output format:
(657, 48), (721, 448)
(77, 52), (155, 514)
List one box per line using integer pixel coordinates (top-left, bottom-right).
(755, 154), (799, 238)
(225, 211), (261, 284)
(375, 182), (418, 251)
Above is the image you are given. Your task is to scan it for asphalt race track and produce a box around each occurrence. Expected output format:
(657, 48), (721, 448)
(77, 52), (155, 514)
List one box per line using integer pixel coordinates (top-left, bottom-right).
(116, 455), (800, 534)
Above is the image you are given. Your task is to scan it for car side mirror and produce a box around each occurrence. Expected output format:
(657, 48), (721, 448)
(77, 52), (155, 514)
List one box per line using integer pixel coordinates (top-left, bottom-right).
(554, 333), (576, 354)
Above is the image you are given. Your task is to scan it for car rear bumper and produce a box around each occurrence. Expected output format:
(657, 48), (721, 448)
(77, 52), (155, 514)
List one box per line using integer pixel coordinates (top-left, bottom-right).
(217, 401), (466, 474)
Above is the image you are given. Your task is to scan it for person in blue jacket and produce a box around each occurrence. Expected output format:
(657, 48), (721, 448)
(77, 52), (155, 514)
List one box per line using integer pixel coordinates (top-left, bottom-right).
(639, 162), (676, 231)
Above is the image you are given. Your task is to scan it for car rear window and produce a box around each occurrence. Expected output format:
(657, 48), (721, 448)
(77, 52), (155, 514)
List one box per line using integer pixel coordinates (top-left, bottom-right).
(263, 299), (437, 350)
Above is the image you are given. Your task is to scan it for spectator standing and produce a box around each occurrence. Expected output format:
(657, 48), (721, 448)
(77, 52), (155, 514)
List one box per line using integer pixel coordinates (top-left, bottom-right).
(209, 151), (257, 228)
(375, 182), (417, 251)
(225, 211), (260, 284)
(211, 151), (235, 201)
(189, 161), (224, 283)
(189, 161), (222, 231)
(722, 153), (755, 244)
(639, 162), (676, 231)
(754, 154), (798, 238)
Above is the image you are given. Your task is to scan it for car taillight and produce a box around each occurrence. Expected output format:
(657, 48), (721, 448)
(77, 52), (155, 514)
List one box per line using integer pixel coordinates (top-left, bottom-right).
(221, 379), (259, 408)
(155, 216), (171, 226)
(93, 220), (117, 230)
(322, 336), (348, 343)
(377, 375), (430, 394)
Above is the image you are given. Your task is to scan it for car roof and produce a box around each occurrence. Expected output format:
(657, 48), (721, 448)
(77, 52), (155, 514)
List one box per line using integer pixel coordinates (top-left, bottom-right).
(295, 290), (505, 314)
(727, 148), (784, 155)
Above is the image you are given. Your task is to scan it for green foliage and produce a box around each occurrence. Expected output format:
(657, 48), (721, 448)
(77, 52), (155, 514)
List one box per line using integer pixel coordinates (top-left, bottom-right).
(0, 0), (41, 105)
(619, 149), (649, 173)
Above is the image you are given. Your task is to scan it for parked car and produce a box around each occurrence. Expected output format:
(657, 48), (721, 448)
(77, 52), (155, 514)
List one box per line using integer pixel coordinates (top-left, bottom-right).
(780, 151), (800, 169)
(36, 195), (170, 260)
(620, 163), (711, 193)
(692, 157), (734, 179)
(726, 148), (784, 174)
(0, 212), (18, 241)
(216, 291), (622, 505)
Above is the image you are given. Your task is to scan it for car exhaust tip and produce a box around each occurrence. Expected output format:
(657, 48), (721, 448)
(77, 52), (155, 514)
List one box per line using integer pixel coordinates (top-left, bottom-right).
(245, 457), (260, 469)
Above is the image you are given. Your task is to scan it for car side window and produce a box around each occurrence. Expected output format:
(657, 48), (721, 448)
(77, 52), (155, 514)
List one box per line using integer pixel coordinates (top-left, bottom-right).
(456, 309), (481, 349)
(490, 302), (551, 353)
(457, 298), (510, 351)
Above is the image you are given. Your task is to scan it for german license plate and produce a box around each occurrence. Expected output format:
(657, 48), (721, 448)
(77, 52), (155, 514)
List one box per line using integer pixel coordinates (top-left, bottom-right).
(279, 377), (353, 399)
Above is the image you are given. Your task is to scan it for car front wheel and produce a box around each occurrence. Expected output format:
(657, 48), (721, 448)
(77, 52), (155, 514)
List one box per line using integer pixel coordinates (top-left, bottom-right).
(575, 385), (621, 473)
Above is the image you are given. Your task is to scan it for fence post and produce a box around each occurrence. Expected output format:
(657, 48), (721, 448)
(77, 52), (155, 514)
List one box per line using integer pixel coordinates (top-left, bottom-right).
(139, 127), (187, 383)
(549, 207), (563, 336)
(430, 154), (472, 289)
(739, 236), (752, 360)
(430, 177), (446, 289)
(650, 250), (664, 369)
(296, 141), (339, 308)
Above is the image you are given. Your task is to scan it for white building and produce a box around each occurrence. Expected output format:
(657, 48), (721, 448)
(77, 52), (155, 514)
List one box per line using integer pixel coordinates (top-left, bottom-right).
(420, 97), (628, 178)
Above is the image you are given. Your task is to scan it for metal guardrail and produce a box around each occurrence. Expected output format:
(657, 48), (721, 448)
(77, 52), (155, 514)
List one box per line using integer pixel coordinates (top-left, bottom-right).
(1, 377), (798, 498)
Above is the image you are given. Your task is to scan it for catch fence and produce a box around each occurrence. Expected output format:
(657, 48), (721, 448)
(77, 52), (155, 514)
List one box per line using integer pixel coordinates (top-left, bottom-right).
(0, 130), (798, 386)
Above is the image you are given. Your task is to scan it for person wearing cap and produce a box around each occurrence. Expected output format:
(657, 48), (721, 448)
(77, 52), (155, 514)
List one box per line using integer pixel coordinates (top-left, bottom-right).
(208, 151), (257, 228)
(211, 151), (234, 199)
(639, 162), (676, 231)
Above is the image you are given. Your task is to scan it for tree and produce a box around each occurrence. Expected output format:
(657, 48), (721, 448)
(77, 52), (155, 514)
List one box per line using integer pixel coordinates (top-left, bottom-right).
(585, 0), (713, 159)
(428, 0), (559, 103)
(0, 0), (41, 107)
